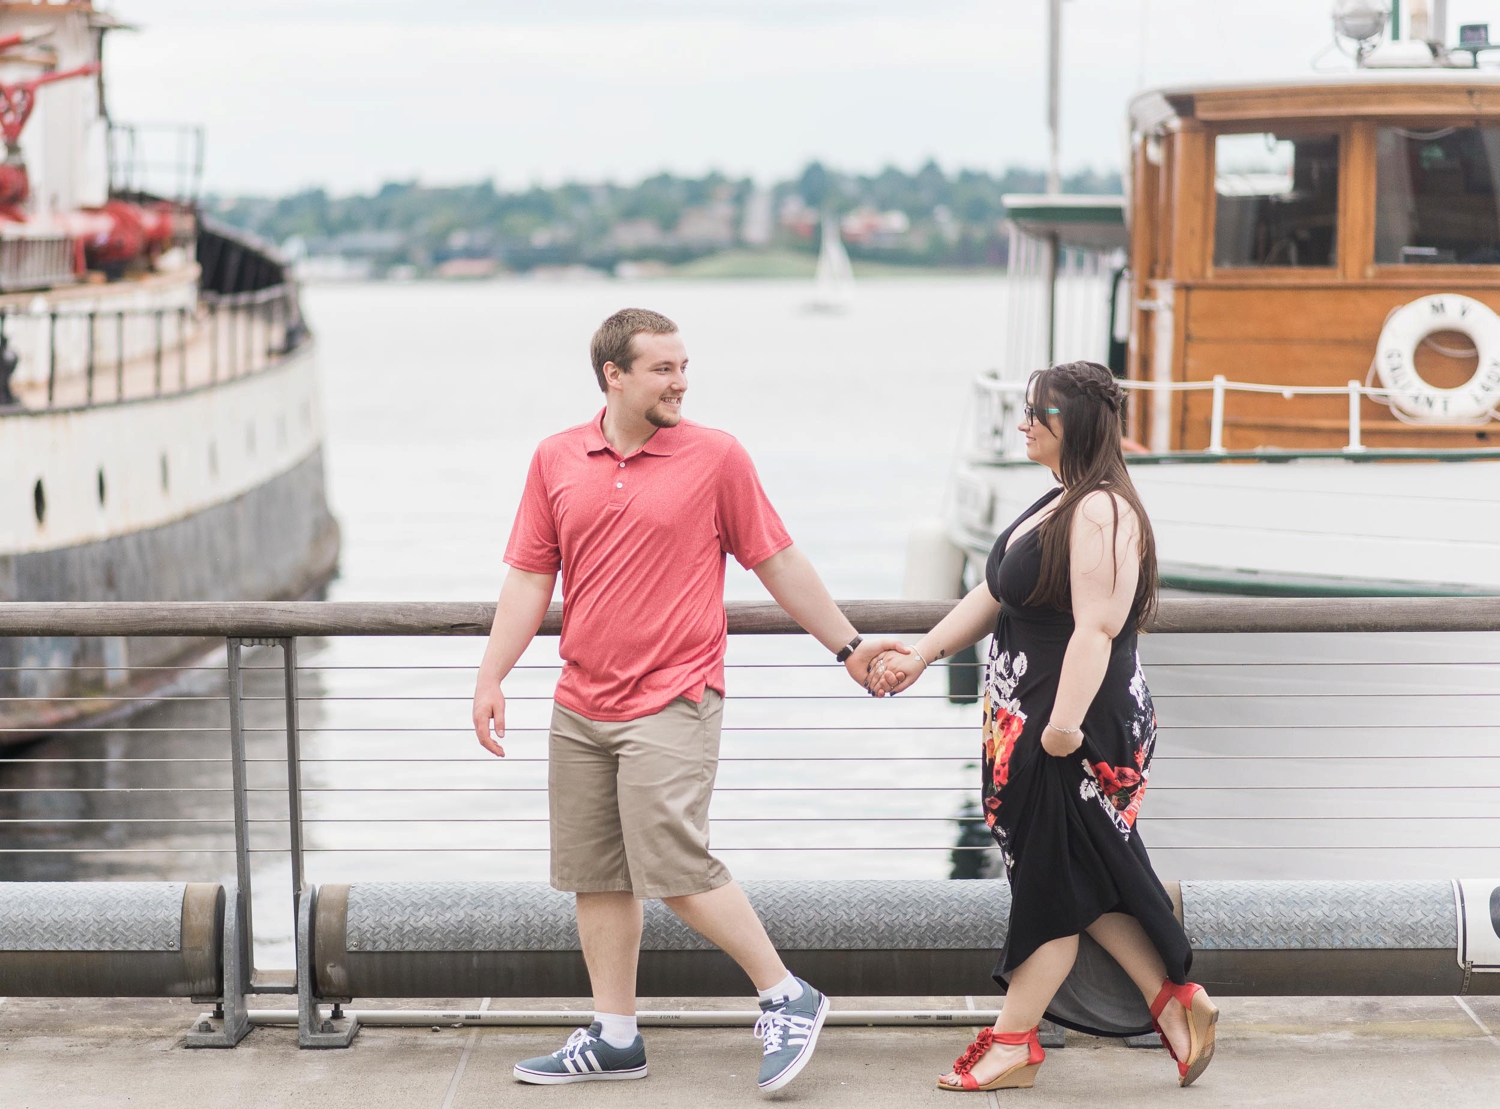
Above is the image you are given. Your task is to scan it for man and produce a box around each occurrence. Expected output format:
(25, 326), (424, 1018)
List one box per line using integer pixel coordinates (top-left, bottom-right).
(471, 307), (899, 1092)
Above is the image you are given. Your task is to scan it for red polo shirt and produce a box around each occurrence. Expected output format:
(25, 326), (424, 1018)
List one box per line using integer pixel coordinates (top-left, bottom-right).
(503, 410), (792, 721)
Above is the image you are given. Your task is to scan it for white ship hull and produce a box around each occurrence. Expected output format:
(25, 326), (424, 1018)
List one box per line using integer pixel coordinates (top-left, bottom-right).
(949, 453), (1500, 595)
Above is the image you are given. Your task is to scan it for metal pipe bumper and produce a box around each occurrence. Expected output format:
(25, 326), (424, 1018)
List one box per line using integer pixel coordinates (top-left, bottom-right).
(310, 878), (1500, 1000)
(0, 882), (223, 997)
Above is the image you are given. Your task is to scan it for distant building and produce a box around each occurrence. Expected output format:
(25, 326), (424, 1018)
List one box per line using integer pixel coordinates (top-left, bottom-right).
(608, 219), (668, 251)
(294, 255), (374, 283)
(777, 195), (818, 240)
(741, 188), (774, 246)
(840, 207), (911, 248)
(674, 203), (737, 248)
(614, 259), (670, 280)
(433, 257), (499, 280)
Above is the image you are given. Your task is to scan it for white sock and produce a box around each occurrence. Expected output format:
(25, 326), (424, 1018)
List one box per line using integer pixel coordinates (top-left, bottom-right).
(757, 973), (804, 1005)
(594, 1011), (638, 1049)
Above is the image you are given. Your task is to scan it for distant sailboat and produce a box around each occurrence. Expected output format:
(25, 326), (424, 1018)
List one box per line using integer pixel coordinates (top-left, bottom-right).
(807, 211), (854, 312)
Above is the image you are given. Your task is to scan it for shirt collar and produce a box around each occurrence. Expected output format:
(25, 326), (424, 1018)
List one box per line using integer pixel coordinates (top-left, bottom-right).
(583, 408), (681, 458)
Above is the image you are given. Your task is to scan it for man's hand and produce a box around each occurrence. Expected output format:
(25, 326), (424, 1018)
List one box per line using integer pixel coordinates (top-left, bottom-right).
(473, 679), (507, 758)
(470, 566), (556, 760)
(844, 637), (909, 696)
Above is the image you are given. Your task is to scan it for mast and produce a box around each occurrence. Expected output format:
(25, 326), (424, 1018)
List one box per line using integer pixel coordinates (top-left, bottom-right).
(1046, 0), (1062, 195)
(1044, 0), (1062, 364)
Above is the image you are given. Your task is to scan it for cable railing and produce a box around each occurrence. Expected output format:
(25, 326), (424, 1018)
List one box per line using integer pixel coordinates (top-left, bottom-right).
(1, 598), (1498, 974)
(974, 374), (1500, 457)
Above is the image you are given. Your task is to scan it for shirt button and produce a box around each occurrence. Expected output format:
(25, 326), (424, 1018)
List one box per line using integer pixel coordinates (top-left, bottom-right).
(619, 462), (626, 468)
(616, 482), (623, 489)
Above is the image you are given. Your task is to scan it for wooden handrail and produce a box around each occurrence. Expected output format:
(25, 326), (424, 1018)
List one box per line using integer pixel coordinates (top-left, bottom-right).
(0, 596), (1498, 638)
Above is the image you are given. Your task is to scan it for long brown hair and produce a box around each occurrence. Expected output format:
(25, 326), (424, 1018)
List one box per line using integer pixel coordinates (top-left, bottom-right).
(1024, 361), (1158, 631)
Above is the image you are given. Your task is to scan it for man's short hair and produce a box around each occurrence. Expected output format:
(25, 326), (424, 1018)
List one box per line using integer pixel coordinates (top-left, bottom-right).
(590, 308), (678, 392)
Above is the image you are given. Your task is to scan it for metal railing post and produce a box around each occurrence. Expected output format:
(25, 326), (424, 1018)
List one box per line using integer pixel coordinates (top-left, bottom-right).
(1346, 380), (1366, 452)
(282, 636), (306, 906)
(1208, 374), (1227, 453)
(227, 298), (237, 378)
(115, 310), (125, 400)
(178, 306), (188, 390)
(225, 637), (257, 985)
(153, 309), (163, 395)
(85, 311), (95, 405)
(209, 300), (219, 382)
(46, 311), (57, 407)
(243, 298), (253, 371)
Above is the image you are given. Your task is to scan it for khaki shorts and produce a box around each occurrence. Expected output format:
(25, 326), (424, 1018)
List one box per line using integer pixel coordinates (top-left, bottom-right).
(548, 689), (731, 900)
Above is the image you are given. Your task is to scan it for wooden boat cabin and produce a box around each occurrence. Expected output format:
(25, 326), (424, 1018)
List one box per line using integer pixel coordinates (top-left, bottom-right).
(1122, 72), (1500, 454)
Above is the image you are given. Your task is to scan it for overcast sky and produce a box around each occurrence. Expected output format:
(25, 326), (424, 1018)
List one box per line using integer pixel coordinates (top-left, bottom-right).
(97, 1), (1499, 196)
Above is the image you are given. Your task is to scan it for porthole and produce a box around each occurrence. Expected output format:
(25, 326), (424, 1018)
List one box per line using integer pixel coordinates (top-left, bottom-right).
(97, 468), (106, 506)
(32, 479), (44, 525)
(208, 441), (219, 478)
(160, 454), (170, 494)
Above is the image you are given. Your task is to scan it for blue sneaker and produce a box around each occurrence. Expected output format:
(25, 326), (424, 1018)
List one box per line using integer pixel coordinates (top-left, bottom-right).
(754, 979), (829, 1091)
(512, 1023), (648, 1084)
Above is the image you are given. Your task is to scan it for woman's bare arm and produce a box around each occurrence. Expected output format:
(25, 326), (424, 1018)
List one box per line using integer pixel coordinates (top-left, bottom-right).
(873, 579), (1002, 694)
(1042, 491), (1140, 756)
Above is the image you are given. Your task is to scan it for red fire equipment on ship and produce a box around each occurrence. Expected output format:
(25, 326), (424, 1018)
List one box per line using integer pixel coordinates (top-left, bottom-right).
(0, 31), (187, 273)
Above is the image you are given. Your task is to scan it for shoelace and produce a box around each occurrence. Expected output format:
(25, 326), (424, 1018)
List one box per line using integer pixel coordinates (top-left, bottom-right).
(754, 1006), (815, 1056)
(553, 1027), (597, 1065)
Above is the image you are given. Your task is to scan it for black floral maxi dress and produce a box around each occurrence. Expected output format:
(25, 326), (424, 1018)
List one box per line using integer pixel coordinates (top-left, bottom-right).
(981, 487), (1192, 1038)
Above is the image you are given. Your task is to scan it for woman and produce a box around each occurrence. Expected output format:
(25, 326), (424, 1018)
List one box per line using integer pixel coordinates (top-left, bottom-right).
(871, 361), (1217, 1092)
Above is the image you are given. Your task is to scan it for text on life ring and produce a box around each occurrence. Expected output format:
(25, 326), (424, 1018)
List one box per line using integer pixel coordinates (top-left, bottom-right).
(1374, 293), (1500, 422)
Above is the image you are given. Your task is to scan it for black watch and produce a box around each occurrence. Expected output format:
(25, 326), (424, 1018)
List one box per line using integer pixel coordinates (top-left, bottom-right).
(835, 634), (863, 663)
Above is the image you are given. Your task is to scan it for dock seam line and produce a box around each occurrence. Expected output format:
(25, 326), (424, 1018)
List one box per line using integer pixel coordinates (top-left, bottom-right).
(1452, 995), (1500, 1051)
(440, 996), (490, 1109)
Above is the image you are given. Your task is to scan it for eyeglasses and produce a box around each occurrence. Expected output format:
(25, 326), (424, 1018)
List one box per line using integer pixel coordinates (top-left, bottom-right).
(1023, 404), (1060, 424)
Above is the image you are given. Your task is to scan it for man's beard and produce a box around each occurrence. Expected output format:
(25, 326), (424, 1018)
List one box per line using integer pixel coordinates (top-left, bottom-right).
(644, 397), (683, 428)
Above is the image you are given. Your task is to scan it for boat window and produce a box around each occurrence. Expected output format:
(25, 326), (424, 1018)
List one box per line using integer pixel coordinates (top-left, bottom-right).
(1212, 131), (1339, 268)
(1376, 125), (1500, 265)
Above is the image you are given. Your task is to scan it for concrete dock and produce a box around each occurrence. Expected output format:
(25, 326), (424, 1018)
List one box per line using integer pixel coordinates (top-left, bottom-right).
(3, 994), (1499, 1108)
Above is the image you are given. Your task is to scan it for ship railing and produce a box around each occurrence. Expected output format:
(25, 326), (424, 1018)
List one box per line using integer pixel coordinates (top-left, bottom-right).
(107, 123), (206, 207)
(974, 374), (1500, 458)
(0, 284), (298, 411)
(2, 597), (1498, 1015)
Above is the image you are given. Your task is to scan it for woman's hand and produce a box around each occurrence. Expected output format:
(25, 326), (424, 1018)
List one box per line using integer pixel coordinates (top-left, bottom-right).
(1040, 722), (1083, 758)
(870, 646), (926, 696)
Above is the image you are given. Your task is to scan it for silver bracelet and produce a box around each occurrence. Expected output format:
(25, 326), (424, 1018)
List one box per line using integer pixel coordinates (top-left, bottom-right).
(908, 646), (929, 667)
(1046, 722), (1082, 735)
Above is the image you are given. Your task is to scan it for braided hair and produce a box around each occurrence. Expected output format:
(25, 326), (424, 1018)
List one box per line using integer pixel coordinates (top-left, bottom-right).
(1023, 360), (1158, 631)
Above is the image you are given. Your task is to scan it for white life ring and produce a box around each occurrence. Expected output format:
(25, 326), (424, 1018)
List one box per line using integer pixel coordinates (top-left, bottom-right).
(1374, 294), (1500, 422)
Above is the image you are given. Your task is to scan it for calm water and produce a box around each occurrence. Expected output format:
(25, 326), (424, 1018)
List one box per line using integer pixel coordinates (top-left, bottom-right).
(4, 277), (1497, 964)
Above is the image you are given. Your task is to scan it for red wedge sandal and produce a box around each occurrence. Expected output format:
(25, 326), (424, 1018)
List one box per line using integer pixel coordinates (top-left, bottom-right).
(1150, 979), (1219, 1087)
(937, 1026), (1046, 1092)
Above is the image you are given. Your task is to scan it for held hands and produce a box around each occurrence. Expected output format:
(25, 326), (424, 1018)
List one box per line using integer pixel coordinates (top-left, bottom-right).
(865, 645), (927, 697)
(1040, 722), (1084, 758)
(472, 678), (507, 758)
(844, 637), (916, 696)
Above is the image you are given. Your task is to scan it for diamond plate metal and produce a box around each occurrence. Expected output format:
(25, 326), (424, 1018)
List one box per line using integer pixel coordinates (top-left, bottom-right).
(0, 882), (185, 952)
(1181, 880), (1455, 950)
(344, 880), (1014, 953)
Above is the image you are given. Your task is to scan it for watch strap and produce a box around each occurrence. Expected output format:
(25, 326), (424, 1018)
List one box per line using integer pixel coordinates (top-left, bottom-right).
(835, 634), (863, 663)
